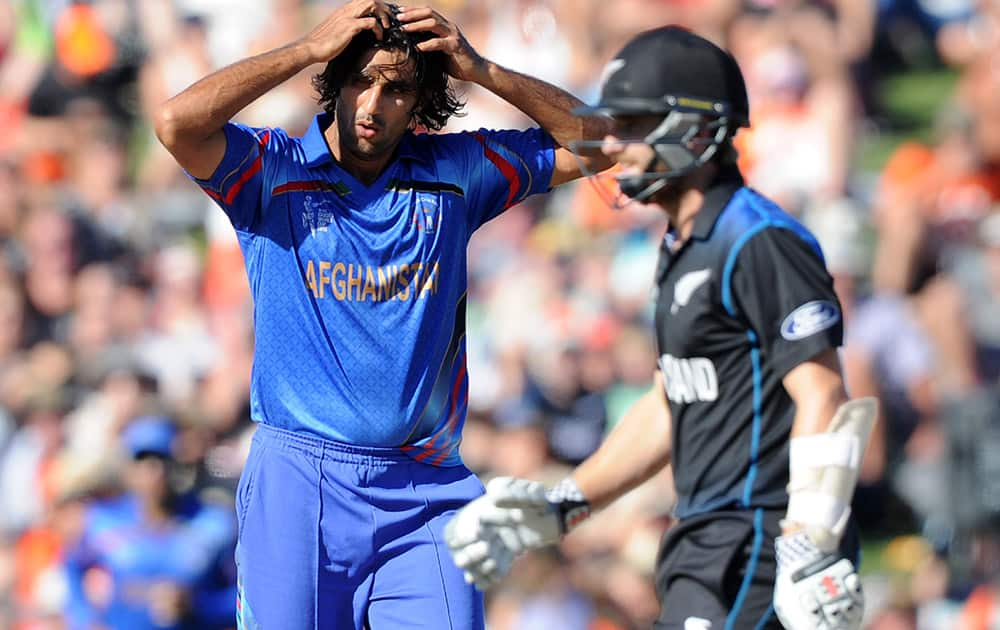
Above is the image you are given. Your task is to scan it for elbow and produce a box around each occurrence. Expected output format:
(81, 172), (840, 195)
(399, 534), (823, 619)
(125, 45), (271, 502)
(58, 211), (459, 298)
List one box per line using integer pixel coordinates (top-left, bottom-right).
(153, 101), (202, 151)
(152, 103), (180, 150)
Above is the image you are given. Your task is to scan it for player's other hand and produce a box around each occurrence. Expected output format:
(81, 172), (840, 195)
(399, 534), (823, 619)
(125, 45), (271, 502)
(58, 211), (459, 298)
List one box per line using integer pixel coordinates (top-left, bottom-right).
(478, 476), (564, 547)
(396, 6), (487, 82)
(300, 0), (393, 64)
(773, 532), (864, 630)
(444, 494), (516, 590)
(444, 476), (572, 590)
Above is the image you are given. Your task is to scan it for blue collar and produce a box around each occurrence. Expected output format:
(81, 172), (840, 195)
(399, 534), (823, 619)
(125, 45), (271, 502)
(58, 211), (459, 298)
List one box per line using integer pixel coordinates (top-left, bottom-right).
(301, 113), (432, 169)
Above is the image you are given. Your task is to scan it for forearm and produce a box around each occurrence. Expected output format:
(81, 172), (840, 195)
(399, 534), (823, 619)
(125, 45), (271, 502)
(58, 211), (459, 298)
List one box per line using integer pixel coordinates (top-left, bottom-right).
(789, 380), (848, 438)
(786, 351), (849, 438)
(473, 61), (610, 148)
(572, 377), (672, 509)
(155, 42), (315, 144)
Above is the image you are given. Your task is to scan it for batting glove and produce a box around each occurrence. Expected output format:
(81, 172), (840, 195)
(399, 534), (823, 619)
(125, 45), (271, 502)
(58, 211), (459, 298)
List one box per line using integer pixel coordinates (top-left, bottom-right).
(774, 532), (864, 630)
(444, 476), (592, 590)
(444, 495), (516, 590)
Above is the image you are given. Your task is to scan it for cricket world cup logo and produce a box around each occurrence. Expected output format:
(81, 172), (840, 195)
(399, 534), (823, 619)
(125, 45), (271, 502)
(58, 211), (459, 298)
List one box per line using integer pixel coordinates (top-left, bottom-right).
(302, 195), (335, 236)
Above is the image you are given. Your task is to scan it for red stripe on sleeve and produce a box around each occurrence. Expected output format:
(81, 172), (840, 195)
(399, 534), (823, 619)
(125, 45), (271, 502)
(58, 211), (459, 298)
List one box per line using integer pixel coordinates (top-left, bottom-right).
(474, 132), (521, 209)
(223, 157), (262, 205)
(219, 130), (270, 206)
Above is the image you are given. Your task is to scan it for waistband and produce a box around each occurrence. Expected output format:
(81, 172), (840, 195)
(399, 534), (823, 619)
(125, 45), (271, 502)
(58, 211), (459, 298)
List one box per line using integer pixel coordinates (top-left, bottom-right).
(252, 422), (415, 466)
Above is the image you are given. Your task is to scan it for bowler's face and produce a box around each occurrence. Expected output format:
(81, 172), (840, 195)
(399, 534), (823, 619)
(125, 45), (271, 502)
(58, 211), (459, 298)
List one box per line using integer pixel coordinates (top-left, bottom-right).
(336, 48), (420, 161)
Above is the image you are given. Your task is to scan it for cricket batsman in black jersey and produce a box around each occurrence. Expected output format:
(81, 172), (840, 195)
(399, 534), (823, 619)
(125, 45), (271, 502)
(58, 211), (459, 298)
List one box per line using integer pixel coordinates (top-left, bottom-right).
(444, 25), (877, 630)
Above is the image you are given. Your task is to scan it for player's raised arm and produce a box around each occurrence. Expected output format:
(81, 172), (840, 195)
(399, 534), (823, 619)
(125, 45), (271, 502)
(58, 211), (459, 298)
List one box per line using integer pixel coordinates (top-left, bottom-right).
(396, 5), (614, 188)
(153, 0), (394, 179)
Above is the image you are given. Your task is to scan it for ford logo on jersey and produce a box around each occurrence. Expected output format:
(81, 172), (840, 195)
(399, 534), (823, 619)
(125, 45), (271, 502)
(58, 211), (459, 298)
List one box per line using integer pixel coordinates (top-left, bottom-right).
(780, 300), (841, 341)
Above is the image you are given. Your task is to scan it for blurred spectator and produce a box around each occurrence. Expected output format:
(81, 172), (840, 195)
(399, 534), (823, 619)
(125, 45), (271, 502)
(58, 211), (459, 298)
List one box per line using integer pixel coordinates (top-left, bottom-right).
(0, 0), (998, 627)
(61, 415), (236, 630)
(730, 2), (859, 211)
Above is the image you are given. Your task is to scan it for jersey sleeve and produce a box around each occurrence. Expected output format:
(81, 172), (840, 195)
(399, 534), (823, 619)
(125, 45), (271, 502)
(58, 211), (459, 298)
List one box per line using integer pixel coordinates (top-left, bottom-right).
(187, 122), (288, 232)
(728, 227), (843, 378)
(456, 127), (555, 230)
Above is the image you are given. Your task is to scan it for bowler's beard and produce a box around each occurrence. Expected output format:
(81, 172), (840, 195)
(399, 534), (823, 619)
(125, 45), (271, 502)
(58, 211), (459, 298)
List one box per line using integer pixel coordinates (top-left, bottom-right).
(337, 113), (392, 160)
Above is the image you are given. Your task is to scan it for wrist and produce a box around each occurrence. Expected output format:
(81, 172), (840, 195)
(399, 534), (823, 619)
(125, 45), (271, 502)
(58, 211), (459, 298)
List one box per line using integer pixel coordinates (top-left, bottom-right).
(467, 58), (496, 89)
(779, 519), (806, 536)
(290, 38), (328, 67)
(545, 477), (591, 534)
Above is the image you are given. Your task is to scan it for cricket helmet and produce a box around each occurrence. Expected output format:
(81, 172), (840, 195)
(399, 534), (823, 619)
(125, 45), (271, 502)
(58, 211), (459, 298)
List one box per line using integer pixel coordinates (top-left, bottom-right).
(573, 26), (749, 202)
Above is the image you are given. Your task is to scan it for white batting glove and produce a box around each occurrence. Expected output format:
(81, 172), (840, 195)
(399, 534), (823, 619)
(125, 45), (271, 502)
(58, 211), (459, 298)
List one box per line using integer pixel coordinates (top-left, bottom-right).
(774, 532), (864, 630)
(444, 495), (516, 590)
(476, 476), (564, 548)
(444, 476), (592, 591)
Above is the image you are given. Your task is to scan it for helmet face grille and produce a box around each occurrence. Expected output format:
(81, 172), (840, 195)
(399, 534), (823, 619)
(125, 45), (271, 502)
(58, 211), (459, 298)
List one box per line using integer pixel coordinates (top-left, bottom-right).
(569, 111), (733, 207)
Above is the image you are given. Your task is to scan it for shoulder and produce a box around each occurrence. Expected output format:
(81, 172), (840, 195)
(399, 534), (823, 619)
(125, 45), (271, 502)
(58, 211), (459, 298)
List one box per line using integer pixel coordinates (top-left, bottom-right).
(720, 189), (820, 254)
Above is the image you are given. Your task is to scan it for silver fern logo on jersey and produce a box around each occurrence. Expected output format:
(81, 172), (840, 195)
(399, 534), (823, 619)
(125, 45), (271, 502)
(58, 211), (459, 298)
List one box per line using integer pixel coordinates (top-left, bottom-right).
(780, 300), (840, 340)
(671, 268), (712, 314)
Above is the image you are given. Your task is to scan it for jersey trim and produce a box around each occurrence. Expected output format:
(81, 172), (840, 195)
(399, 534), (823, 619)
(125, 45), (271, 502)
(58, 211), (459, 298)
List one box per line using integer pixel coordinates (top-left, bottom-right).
(720, 194), (825, 319)
(399, 293), (469, 466)
(473, 132), (524, 209)
(419, 350), (468, 466)
(742, 330), (763, 507)
(386, 178), (465, 198)
(401, 293), (468, 446)
(199, 130), (270, 206)
(726, 507), (764, 630)
(754, 605), (775, 630)
(721, 221), (770, 318)
(272, 180), (351, 197)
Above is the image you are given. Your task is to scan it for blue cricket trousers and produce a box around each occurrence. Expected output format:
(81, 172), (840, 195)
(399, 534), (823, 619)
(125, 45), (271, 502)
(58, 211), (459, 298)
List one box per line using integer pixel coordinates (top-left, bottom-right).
(235, 423), (486, 629)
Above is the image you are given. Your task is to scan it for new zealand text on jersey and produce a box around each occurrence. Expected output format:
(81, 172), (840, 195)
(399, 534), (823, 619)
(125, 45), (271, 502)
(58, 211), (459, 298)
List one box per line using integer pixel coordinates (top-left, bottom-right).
(659, 353), (719, 403)
(304, 260), (440, 302)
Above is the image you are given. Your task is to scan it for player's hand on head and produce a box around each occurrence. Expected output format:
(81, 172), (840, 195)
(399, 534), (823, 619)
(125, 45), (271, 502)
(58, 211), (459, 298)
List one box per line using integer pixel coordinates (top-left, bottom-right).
(396, 5), (486, 82)
(300, 0), (393, 64)
(773, 531), (865, 630)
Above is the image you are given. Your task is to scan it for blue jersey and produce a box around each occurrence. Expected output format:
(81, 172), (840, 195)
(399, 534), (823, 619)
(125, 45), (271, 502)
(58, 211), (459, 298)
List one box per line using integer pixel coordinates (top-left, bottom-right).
(64, 494), (237, 630)
(192, 114), (555, 465)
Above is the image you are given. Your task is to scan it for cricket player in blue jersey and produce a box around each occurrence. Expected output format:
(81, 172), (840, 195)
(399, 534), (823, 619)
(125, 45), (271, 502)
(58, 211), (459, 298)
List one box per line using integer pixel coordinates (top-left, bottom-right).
(153, 1), (610, 628)
(63, 416), (237, 630)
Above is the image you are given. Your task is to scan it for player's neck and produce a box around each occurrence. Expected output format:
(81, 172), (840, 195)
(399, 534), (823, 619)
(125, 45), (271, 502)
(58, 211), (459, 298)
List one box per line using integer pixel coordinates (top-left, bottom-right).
(666, 189), (704, 242)
(661, 164), (716, 242)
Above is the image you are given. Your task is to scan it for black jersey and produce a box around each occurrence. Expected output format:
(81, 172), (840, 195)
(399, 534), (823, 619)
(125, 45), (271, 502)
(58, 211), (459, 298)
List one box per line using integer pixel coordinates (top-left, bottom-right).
(653, 167), (843, 518)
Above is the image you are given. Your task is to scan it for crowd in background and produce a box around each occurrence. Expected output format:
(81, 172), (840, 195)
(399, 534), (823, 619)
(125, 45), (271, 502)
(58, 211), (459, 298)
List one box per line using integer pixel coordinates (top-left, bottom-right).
(1, 0), (999, 628)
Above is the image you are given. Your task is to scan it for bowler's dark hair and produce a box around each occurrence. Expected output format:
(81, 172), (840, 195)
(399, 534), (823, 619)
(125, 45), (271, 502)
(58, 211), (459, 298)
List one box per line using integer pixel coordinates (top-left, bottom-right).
(311, 8), (464, 131)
